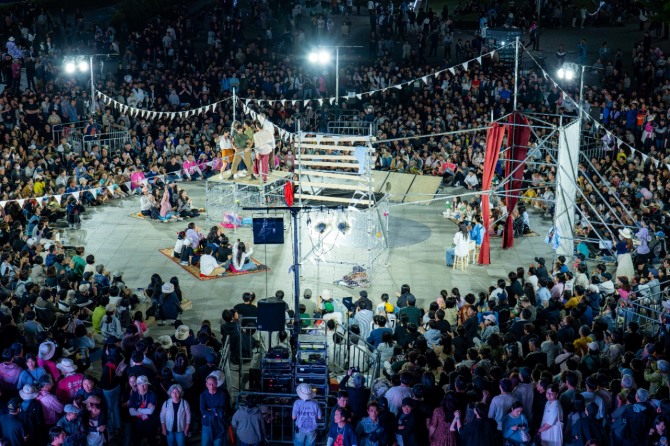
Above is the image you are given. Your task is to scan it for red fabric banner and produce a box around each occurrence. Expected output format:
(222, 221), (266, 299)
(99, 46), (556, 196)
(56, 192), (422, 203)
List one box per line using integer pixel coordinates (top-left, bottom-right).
(502, 113), (531, 249)
(478, 123), (507, 265)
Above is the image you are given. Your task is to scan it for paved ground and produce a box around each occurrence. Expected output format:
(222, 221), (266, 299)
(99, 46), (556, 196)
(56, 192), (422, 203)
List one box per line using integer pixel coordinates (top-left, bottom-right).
(66, 179), (555, 336)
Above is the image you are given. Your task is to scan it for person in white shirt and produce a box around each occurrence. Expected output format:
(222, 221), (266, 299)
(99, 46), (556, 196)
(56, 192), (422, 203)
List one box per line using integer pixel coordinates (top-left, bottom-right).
(231, 241), (256, 272)
(464, 170), (479, 189)
(253, 121), (274, 182)
(199, 246), (229, 276)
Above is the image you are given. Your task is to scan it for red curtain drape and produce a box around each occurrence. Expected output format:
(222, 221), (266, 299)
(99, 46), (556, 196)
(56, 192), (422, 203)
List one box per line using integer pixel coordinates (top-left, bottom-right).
(502, 113), (531, 249)
(478, 123), (506, 265)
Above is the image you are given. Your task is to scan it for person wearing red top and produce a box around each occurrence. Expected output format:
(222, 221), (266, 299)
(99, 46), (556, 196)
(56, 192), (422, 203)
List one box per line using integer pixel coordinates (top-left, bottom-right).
(55, 358), (84, 403)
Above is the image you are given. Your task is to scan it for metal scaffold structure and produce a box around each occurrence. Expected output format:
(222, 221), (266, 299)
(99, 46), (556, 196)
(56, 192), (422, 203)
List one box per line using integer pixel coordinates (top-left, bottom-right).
(205, 172), (290, 226)
(294, 122), (389, 286)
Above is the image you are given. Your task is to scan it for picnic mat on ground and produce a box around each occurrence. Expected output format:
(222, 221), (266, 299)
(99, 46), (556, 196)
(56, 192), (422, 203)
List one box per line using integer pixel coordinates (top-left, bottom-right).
(159, 248), (269, 280)
(130, 209), (206, 222)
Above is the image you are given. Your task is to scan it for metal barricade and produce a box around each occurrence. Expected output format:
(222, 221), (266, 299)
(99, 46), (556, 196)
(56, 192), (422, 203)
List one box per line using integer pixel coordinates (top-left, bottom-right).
(82, 129), (130, 154)
(327, 119), (377, 136)
(332, 329), (382, 380)
(51, 120), (89, 144)
(235, 392), (329, 444)
(69, 131), (85, 156)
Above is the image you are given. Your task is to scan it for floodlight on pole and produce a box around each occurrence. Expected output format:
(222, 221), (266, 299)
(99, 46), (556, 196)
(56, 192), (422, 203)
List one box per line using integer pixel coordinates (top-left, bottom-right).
(307, 45), (362, 106)
(63, 54), (113, 116)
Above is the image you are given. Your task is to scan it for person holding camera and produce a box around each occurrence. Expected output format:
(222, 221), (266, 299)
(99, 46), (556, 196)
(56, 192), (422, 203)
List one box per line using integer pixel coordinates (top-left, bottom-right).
(340, 368), (371, 425)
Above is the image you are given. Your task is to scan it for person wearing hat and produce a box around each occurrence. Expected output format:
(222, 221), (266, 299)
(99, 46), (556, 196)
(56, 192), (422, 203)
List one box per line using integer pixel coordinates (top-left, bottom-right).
(57, 404), (83, 436)
(620, 388), (654, 444)
(100, 302), (123, 342)
(174, 324), (194, 348)
(38, 341), (59, 380)
(645, 358), (670, 396)
(19, 383), (45, 438)
(340, 369), (372, 424)
(55, 358), (85, 403)
(615, 227), (635, 280)
(293, 383), (323, 446)
(129, 375), (159, 444)
(201, 373), (230, 446)
(0, 397), (29, 445)
(84, 394), (107, 444)
(301, 288), (317, 319)
(158, 282), (182, 326)
(159, 383), (191, 445)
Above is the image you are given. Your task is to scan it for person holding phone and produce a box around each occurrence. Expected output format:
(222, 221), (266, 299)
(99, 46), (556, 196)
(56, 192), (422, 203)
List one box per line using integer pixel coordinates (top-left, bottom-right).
(502, 401), (531, 445)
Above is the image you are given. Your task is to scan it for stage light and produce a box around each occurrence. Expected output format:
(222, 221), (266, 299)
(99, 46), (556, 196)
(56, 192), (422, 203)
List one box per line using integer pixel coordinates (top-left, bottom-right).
(78, 60), (89, 72)
(64, 61), (76, 73)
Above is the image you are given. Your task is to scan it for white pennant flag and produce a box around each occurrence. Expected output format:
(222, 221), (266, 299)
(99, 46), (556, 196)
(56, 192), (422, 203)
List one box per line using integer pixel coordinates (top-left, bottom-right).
(332, 136), (340, 146)
(356, 94), (362, 99)
(394, 84), (402, 89)
(292, 100), (297, 106)
(463, 61), (469, 70)
(448, 67), (455, 75)
(281, 100), (286, 106)
(170, 113), (175, 120)
(422, 76), (428, 84)
(0, 201), (5, 208)
(17, 199), (25, 208)
(477, 56), (482, 65)
(243, 105), (249, 114)
(329, 98), (335, 105)
(125, 182), (132, 190)
(489, 51), (495, 57)
(90, 188), (97, 199)
(73, 192), (80, 201)
(107, 186), (115, 194)
(245, 99), (250, 106)
(318, 99), (323, 106)
(303, 100), (309, 107)
(54, 195), (62, 204)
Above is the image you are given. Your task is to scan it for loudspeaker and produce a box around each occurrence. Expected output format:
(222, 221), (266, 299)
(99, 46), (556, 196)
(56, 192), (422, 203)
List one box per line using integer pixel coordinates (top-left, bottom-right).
(257, 300), (286, 332)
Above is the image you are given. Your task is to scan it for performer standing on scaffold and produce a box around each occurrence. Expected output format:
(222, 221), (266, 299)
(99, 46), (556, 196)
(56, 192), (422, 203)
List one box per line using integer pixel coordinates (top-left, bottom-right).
(217, 127), (234, 177)
(253, 121), (274, 182)
(226, 121), (257, 180)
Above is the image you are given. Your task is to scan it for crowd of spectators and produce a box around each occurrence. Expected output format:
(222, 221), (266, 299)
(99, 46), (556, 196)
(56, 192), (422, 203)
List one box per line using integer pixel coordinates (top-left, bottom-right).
(0, 0), (668, 445)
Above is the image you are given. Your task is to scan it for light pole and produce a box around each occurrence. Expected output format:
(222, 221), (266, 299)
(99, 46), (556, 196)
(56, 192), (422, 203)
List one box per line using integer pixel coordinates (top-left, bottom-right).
(556, 62), (603, 124)
(307, 45), (362, 105)
(64, 54), (110, 117)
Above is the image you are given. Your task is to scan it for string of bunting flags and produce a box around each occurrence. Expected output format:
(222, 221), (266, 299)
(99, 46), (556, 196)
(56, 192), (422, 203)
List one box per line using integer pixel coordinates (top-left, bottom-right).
(238, 47), (501, 108)
(95, 43), (507, 144)
(237, 44), (508, 143)
(522, 47), (669, 172)
(95, 91), (233, 121)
